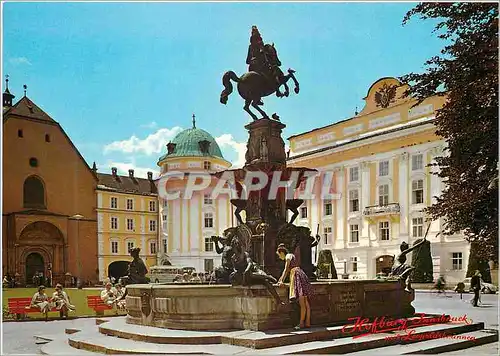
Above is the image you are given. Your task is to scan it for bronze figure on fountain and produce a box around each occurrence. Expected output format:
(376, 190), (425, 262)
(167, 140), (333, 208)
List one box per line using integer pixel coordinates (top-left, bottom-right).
(220, 26), (300, 121)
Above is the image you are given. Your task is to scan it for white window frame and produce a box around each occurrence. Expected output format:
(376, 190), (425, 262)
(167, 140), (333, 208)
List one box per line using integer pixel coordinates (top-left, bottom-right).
(349, 166), (359, 182)
(324, 200), (332, 216)
(204, 194), (213, 205)
(452, 252), (463, 270)
(349, 189), (359, 212)
(149, 240), (157, 255)
(204, 161), (211, 170)
(379, 160), (389, 177)
(110, 240), (119, 254)
(378, 184), (389, 206)
(204, 212), (214, 228)
(350, 257), (358, 272)
(412, 217), (424, 238)
(110, 216), (118, 230)
(323, 226), (332, 245)
(149, 200), (156, 212)
(204, 236), (214, 252)
(204, 258), (214, 272)
(350, 224), (359, 243)
(126, 218), (134, 231)
(412, 154), (424, 171)
(126, 198), (134, 210)
(149, 219), (156, 232)
(412, 179), (424, 205)
(126, 240), (135, 253)
(110, 197), (118, 209)
(379, 221), (390, 241)
(162, 238), (168, 253)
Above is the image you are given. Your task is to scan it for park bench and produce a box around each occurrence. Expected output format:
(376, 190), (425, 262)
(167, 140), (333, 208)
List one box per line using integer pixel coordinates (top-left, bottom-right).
(87, 295), (113, 315)
(7, 297), (58, 319)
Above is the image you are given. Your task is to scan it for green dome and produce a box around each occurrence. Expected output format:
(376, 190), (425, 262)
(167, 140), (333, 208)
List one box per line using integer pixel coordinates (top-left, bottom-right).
(158, 127), (225, 161)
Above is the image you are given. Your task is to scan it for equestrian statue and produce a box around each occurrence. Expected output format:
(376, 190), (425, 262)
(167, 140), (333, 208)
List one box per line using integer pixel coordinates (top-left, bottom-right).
(220, 26), (300, 121)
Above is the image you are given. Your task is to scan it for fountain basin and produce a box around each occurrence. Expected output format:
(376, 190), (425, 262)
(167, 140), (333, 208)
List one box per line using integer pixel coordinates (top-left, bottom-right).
(125, 279), (414, 331)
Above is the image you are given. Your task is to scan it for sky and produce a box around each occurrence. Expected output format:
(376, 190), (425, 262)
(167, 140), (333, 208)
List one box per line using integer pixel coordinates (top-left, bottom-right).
(2, 2), (445, 178)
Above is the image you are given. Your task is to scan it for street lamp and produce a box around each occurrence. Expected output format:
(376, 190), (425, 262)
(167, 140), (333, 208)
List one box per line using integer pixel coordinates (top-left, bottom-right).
(71, 214), (84, 288)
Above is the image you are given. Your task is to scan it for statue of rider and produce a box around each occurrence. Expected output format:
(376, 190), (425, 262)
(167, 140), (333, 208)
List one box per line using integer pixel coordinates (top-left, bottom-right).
(246, 26), (268, 74)
(246, 26), (284, 104)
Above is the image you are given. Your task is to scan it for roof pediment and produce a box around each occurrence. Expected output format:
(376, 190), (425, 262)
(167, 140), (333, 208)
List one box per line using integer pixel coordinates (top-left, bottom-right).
(359, 77), (411, 116)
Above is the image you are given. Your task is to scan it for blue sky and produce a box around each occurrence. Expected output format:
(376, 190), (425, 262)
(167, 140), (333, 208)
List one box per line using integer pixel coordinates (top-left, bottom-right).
(3, 2), (443, 177)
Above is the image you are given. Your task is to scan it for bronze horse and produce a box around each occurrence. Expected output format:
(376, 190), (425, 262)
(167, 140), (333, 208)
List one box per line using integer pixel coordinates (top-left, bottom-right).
(220, 44), (300, 121)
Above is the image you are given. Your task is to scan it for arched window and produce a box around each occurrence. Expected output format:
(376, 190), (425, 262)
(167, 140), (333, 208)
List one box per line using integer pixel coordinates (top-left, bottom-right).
(23, 176), (46, 209)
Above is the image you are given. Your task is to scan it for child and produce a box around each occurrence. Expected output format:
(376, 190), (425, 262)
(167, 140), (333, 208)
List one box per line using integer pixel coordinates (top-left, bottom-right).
(276, 243), (312, 329)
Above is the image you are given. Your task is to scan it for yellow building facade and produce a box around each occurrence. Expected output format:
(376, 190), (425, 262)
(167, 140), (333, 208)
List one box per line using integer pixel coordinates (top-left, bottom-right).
(287, 77), (469, 283)
(96, 168), (158, 282)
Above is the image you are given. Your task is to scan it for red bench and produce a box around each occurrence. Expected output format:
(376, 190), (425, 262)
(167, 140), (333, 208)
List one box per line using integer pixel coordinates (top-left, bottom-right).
(8, 297), (58, 319)
(87, 295), (113, 315)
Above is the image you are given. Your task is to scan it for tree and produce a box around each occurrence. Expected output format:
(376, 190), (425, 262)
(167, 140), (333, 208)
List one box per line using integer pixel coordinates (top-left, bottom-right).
(411, 239), (434, 283)
(401, 3), (498, 267)
(466, 241), (492, 283)
(316, 250), (337, 279)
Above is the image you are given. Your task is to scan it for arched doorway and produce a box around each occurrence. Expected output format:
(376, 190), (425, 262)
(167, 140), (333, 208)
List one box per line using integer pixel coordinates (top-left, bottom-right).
(376, 255), (394, 276)
(26, 253), (45, 285)
(108, 261), (129, 282)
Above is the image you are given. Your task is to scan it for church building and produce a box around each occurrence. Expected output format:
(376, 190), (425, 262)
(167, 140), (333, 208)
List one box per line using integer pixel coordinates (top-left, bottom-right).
(2, 81), (99, 286)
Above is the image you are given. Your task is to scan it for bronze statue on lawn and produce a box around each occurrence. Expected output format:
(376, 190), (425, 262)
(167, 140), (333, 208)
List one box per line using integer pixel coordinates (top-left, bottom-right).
(220, 26), (300, 121)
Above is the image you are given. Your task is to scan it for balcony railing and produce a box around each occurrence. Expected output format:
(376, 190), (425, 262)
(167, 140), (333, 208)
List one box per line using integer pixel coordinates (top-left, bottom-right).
(363, 203), (400, 217)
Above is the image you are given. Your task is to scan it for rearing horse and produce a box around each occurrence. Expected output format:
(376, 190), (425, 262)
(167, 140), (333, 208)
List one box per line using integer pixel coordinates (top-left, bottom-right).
(220, 44), (300, 121)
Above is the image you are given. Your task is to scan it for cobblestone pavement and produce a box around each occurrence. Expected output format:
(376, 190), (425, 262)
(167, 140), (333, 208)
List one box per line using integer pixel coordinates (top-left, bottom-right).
(1, 292), (498, 355)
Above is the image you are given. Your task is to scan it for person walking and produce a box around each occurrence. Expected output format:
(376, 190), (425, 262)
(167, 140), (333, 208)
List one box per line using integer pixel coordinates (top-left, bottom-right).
(471, 270), (482, 307)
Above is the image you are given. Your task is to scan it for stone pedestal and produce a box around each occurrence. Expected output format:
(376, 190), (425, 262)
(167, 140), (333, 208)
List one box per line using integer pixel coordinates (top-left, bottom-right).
(126, 280), (415, 331)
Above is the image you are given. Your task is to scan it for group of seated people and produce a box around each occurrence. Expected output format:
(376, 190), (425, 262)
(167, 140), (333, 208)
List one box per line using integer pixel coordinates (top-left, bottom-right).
(29, 284), (76, 320)
(100, 281), (126, 310)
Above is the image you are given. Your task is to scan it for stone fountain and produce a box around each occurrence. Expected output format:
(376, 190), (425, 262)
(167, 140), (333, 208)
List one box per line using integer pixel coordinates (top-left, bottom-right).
(125, 115), (415, 333)
(125, 26), (416, 332)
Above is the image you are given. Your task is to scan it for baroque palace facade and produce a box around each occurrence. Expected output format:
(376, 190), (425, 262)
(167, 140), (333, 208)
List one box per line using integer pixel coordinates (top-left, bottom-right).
(287, 77), (469, 283)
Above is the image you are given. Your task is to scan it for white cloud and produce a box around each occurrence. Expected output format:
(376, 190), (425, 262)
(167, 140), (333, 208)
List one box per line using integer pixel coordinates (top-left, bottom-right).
(103, 126), (248, 169)
(216, 134), (246, 168)
(9, 57), (32, 66)
(100, 160), (159, 179)
(140, 121), (158, 129)
(103, 126), (183, 156)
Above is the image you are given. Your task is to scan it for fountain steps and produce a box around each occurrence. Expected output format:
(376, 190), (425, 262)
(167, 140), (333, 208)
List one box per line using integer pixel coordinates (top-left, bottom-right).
(38, 316), (497, 355)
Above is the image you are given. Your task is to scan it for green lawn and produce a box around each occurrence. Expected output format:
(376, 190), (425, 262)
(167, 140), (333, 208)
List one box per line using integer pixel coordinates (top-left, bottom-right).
(2, 287), (126, 319)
